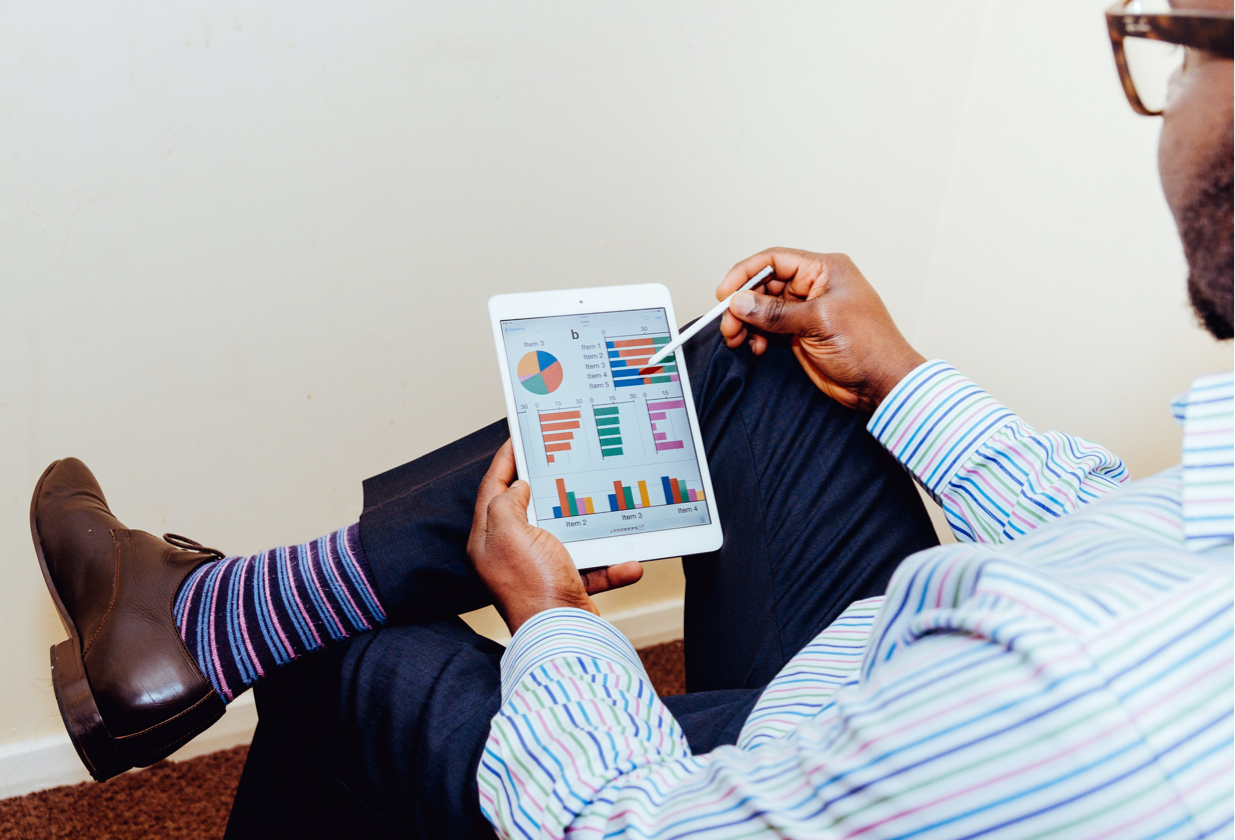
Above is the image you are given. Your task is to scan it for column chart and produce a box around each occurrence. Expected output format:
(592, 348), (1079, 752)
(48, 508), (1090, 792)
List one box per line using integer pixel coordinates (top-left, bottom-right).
(606, 334), (680, 388)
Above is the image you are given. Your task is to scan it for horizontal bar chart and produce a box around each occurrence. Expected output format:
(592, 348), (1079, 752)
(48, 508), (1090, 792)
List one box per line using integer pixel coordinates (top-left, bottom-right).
(593, 404), (624, 458)
(539, 409), (581, 464)
(647, 398), (687, 452)
(607, 334), (681, 388)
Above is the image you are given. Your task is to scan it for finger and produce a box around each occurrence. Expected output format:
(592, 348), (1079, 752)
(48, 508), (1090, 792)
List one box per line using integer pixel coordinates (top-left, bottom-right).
(749, 333), (768, 355)
(472, 440), (517, 536)
(716, 248), (814, 299)
(488, 478), (533, 526)
(729, 290), (816, 336)
(581, 561), (644, 595)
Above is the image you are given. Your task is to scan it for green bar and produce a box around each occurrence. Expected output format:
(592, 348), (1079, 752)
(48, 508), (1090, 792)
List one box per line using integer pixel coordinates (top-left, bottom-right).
(677, 480), (688, 502)
(567, 492), (579, 517)
(655, 363), (677, 373)
(622, 486), (636, 509)
(652, 336), (670, 345)
(593, 406), (620, 416)
(647, 375), (673, 384)
(600, 447), (623, 457)
(595, 416), (621, 426)
(597, 427), (622, 439)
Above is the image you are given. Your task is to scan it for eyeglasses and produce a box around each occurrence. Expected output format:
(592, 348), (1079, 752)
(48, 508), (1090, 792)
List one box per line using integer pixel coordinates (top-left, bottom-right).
(1106, 0), (1234, 116)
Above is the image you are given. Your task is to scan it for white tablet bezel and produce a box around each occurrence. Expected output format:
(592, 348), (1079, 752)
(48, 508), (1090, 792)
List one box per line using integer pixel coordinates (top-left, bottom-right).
(488, 283), (723, 570)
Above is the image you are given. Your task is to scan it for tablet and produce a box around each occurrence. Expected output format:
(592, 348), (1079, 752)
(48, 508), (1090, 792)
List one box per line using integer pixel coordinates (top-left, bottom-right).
(489, 284), (723, 570)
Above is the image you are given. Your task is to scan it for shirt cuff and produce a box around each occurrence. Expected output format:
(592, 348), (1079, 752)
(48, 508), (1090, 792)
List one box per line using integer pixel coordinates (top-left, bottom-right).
(867, 360), (1017, 498)
(499, 607), (649, 705)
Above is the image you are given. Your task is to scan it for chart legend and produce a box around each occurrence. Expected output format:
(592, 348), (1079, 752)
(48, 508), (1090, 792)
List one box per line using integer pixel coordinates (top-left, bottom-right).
(606, 335), (680, 388)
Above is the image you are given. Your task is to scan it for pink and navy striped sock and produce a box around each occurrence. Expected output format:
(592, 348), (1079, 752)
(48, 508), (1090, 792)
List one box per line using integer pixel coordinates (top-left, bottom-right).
(172, 523), (386, 702)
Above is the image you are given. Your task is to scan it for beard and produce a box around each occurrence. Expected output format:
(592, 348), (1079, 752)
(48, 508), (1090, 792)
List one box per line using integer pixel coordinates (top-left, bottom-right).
(1180, 122), (1234, 341)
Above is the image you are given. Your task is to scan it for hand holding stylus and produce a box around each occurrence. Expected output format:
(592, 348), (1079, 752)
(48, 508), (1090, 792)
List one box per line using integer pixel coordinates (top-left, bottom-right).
(645, 266), (775, 368)
(717, 249), (925, 412)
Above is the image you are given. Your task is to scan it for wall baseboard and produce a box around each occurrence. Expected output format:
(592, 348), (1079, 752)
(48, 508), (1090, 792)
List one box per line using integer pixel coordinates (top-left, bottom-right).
(0, 598), (684, 801)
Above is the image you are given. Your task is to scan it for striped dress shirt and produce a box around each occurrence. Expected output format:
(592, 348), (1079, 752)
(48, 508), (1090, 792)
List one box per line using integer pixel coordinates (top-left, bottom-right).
(478, 361), (1234, 839)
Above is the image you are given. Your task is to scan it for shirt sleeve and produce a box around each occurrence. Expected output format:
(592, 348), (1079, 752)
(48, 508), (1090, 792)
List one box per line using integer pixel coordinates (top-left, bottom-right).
(867, 360), (1128, 544)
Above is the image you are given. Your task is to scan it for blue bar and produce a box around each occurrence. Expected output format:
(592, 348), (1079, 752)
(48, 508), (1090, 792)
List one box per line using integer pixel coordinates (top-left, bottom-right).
(661, 477), (674, 505)
(615, 378), (643, 388)
(612, 367), (643, 379)
(608, 493), (619, 511)
(552, 505), (563, 518)
(610, 359), (629, 367)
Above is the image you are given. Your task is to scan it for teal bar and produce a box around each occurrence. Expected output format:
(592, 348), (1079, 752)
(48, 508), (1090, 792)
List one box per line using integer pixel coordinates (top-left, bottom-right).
(677, 480), (688, 502)
(601, 446), (623, 456)
(622, 487), (636, 509)
(595, 416), (621, 426)
(593, 406), (620, 416)
(597, 427), (622, 439)
(567, 492), (579, 517)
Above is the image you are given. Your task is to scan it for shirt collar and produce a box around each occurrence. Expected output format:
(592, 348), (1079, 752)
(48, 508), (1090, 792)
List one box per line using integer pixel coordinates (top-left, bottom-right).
(1173, 370), (1234, 552)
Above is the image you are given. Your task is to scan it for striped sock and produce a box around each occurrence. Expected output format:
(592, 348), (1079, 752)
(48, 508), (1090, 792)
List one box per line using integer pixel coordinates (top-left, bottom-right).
(172, 523), (386, 702)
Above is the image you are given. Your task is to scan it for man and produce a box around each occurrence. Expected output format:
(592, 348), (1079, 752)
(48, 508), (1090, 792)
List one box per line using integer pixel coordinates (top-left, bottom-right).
(28, 1), (1230, 837)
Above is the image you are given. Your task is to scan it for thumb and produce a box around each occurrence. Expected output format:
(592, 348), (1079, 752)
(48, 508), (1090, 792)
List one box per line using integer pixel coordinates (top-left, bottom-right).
(729, 291), (817, 336)
(488, 479), (532, 527)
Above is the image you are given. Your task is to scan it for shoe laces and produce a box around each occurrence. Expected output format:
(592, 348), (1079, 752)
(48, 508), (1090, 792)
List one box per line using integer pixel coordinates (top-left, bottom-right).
(163, 533), (226, 559)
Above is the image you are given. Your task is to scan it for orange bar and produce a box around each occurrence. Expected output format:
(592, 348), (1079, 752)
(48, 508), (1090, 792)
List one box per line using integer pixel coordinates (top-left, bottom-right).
(547, 454), (555, 463)
(614, 347), (655, 359)
(545, 442), (573, 453)
(583, 497), (595, 514)
(540, 410), (582, 422)
(637, 481), (651, 508)
(670, 480), (682, 504)
(613, 480), (627, 511)
(540, 421), (580, 432)
(542, 432), (574, 442)
(556, 478), (570, 514)
(611, 337), (657, 348)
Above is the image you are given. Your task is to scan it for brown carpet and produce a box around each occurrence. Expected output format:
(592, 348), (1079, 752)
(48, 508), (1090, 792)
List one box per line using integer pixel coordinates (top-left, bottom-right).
(0, 640), (685, 839)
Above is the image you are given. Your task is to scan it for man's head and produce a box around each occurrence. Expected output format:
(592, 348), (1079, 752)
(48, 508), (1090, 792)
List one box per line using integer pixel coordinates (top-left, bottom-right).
(1157, 0), (1234, 339)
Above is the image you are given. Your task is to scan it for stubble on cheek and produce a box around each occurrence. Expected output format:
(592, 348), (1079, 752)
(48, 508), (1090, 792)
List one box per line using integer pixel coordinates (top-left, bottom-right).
(1181, 139), (1234, 340)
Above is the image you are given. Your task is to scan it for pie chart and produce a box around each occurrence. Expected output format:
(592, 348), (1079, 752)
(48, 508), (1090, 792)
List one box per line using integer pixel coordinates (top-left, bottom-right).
(517, 350), (564, 395)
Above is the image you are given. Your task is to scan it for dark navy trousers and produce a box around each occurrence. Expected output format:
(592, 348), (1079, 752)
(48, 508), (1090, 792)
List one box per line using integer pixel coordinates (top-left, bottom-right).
(225, 328), (938, 839)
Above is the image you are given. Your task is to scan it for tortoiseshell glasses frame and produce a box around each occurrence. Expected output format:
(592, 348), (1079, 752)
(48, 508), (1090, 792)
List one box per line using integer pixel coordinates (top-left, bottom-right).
(1106, 0), (1234, 115)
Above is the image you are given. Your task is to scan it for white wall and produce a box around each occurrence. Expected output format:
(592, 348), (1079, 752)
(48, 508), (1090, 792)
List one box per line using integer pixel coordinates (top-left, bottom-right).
(0, 0), (1228, 751)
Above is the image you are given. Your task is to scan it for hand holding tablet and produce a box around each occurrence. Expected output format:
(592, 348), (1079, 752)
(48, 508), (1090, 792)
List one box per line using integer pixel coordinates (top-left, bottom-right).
(488, 284), (723, 570)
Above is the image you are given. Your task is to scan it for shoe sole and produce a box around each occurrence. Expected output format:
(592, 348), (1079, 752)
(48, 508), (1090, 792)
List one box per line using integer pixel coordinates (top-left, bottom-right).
(31, 460), (131, 782)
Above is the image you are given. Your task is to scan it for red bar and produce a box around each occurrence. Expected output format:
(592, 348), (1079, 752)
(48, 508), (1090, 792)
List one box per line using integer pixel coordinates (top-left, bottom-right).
(611, 337), (657, 348)
(540, 421), (580, 432)
(545, 442), (572, 453)
(541, 410), (582, 422)
(542, 432), (574, 442)
(613, 480), (627, 510)
(637, 365), (665, 375)
(556, 478), (570, 513)
(669, 479), (683, 504)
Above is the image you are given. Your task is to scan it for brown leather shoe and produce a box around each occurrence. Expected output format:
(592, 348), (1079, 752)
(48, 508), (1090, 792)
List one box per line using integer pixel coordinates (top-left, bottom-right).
(30, 458), (228, 782)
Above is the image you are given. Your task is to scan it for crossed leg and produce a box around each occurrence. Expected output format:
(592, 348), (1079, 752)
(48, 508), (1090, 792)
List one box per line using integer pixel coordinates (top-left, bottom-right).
(225, 327), (938, 838)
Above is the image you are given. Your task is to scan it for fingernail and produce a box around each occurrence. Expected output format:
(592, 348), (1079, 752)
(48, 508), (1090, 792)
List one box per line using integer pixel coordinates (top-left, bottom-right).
(511, 480), (527, 489)
(732, 291), (756, 316)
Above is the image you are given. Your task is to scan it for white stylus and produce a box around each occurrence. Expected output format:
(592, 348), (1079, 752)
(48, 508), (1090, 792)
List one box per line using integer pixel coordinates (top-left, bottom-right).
(646, 265), (774, 368)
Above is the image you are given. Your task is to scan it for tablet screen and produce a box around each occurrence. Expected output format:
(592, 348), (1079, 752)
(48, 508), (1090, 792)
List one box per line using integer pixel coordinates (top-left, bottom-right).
(500, 308), (713, 544)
